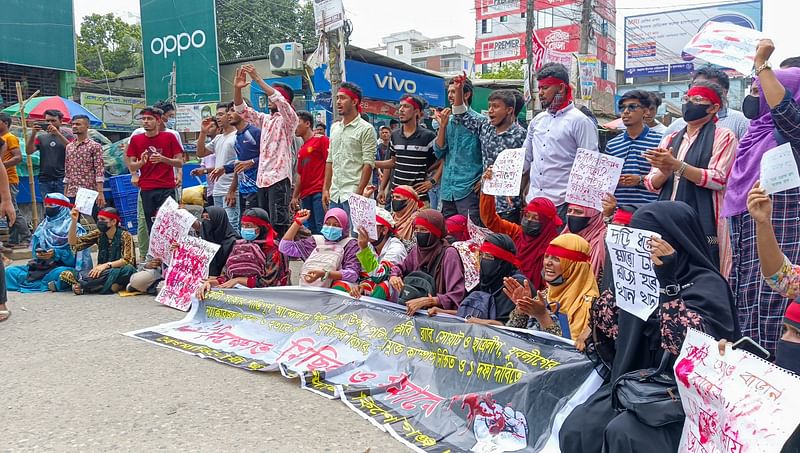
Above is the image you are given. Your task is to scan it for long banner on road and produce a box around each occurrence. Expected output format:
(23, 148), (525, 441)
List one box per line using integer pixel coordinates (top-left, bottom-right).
(126, 288), (600, 452)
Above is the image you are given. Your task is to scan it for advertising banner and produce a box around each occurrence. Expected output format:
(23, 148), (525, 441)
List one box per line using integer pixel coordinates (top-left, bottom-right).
(175, 102), (217, 132)
(0, 0), (75, 71)
(80, 93), (146, 132)
(475, 25), (580, 65)
(126, 287), (600, 452)
(313, 0), (346, 34)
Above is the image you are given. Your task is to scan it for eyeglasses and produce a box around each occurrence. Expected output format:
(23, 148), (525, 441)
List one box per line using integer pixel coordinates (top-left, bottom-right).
(618, 104), (642, 112)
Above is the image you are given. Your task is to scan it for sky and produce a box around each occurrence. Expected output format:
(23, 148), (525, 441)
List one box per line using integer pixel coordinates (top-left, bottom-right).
(73, 0), (795, 69)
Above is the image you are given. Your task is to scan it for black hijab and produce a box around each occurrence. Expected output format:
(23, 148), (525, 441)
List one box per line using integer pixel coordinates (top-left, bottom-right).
(611, 201), (739, 381)
(201, 207), (239, 277)
(479, 233), (522, 323)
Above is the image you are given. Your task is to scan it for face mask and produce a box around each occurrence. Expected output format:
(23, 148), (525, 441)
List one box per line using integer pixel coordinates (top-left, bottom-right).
(682, 101), (711, 122)
(543, 270), (566, 286)
(480, 259), (502, 283)
(392, 199), (408, 213)
(567, 215), (591, 233)
(45, 207), (60, 218)
(321, 225), (343, 242)
(521, 219), (542, 237)
(166, 118), (177, 129)
(431, 119), (440, 130)
(241, 227), (258, 241)
(416, 232), (435, 248)
(370, 231), (387, 246)
(775, 340), (800, 374)
(742, 95), (760, 120)
(96, 221), (110, 233)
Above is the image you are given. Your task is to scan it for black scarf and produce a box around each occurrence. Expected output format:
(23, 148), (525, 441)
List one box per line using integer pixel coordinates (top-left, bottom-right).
(663, 121), (719, 268)
(201, 207), (239, 276)
(478, 234), (520, 322)
(98, 227), (123, 264)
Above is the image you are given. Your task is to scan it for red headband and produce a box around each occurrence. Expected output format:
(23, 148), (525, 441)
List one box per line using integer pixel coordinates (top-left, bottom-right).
(274, 86), (291, 103)
(44, 197), (73, 209)
(338, 87), (363, 113)
(414, 217), (443, 238)
(401, 96), (422, 111)
(376, 216), (394, 232)
(480, 241), (521, 267)
(241, 215), (275, 248)
(538, 76), (567, 88)
(393, 187), (423, 208)
(526, 198), (563, 226)
(785, 302), (800, 330)
(545, 244), (590, 263)
(612, 209), (634, 226)
(98, 211), (122, 223)
(687, 86), (721, 105)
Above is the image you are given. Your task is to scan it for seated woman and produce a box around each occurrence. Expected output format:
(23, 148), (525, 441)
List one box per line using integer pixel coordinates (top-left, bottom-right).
(5, 193), (92, 293)
(280, 207), (360, 288)
(127, 256), (164, 294)
(562, 204), (606, 279)
(344, 207), (407, 300)
(60, 207), (137, 294)
(444, 214), (469, 244)
(200, 206), (239, 277)
(389, 209), (466, 316)
(559, 201), (739, 453)
(391, 185), (422, 243)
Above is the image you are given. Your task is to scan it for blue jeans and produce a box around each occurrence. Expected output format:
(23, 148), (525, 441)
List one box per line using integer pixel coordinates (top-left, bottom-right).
(301, 192), (324, 234)
(329, 199), (352, 235)
(39, 179), (64, 199)
(8, 184), (31, 244)
(213, 195), (241, 232)
(427, 184), (440, 211)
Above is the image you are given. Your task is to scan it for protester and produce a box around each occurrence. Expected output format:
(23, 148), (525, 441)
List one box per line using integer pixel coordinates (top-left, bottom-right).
(26, 109), (74, 198)
(605, 90), (661, 206)
(644, 81), (737, 277)
(193, 117), (219, 207)
(314, 123), (327, 136)
(199, 206), (239, 278)
(5, 194), (91, 293)
(280, 207), (360, 287)
(0, 113), (30, 248)
(444, 214), (469, 244)
(61, 207), (136, 294)
(127, 256), (165, 295)
(389, 209), (466, 315)
(559, 201), (738, 453)
(373, 125), (392, 190)
(434, 77), (483, 226)
(390, 185), (422, 242)
(562, 204), (606, 279)
(0, 151), (16, 321)
(344, 208), (407, 300)
(451, 78), (527, 222)
(664, 67), (750, 140)
(64, 114), (105, 210)
(523, 63), (599, 221)
(131, 101), (182, 145)
(199, 102), (240, 231)
(323, 82), (376, 218)
(221, 102), (261, 213)
(233, 65), (298, 238)
(290, 110), (329, 235)
(644, 92), (667, 134)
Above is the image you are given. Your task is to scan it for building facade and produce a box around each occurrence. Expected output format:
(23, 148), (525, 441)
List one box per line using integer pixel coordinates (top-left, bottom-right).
(370, 30), (475, 76)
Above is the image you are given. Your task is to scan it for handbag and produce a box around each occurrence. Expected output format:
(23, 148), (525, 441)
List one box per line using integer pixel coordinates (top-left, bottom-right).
(611, 350), (685, 427)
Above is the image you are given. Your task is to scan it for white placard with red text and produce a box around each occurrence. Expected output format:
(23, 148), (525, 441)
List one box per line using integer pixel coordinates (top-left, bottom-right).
(148, 197), (197, 264)
(156, 236), (219, 311)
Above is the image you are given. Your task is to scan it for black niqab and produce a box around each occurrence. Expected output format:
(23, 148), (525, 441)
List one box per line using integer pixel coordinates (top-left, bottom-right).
(201, 207), (239, 276)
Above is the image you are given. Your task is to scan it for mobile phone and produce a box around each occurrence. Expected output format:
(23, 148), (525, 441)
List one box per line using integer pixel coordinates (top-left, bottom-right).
(731, 336), (772, 361)
(36, 122), (48, 129)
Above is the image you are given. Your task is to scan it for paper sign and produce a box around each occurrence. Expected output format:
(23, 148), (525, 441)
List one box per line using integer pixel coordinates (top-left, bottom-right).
(676, 328), (800, 453)
(453, 241), (480, 291)
(156, 236), (219, 312)
(565, 148), (624, 211)
(760, 143), (800, 195)
(74, 188), (99, 215)
(467, 215), (491, 245)
(484, 148), (525, 196)
(348, 193), (377, 240)
(605, 225), (661, 321)
(683, 21), (765, 75)
(148, 197), (198, 264)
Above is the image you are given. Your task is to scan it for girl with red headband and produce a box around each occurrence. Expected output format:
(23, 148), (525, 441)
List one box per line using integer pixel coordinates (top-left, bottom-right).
(563, 204), (607, 280)
(60, 207), (137, 295)
(391, 185), (422, 242)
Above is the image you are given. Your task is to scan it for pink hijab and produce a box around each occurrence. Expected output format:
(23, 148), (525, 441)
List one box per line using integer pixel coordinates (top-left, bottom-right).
(561, 205), (606, 279)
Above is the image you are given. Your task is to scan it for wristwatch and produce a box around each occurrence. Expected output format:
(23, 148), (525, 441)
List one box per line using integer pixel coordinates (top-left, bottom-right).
(754, 61), (772, 76)
(660, 284), (681, 297)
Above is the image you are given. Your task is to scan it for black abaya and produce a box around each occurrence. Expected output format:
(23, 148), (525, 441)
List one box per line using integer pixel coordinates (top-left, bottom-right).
(201, 207), (239, 276)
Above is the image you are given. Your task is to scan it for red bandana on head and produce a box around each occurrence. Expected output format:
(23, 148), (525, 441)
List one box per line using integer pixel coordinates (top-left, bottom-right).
(538, 76), (573, 112)
(338, 87), (363, 113)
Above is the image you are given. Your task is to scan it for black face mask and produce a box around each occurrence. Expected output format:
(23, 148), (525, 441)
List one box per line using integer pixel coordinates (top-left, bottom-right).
(521, 219), (542, 237)
(543, 270), (566, 286)
(480, 258), (503, 284)
(96, 221), (110, 233)
(682, 101), (712, 122)
(775, 340), (800, 374)
(742, 95), (760, 120)
(392, 199), (408, 213)
(370, 231), (387, 246)
(567, 215), (590, 233)
(416, 232), (435, 248)
(45, 207), (60, 218)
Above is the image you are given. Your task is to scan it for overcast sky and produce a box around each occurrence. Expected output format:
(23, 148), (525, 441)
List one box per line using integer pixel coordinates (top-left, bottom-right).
(73, 0), (794, 68)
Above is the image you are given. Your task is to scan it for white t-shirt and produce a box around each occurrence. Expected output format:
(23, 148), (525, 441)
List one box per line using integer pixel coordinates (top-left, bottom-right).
(207, 131), (237, 196)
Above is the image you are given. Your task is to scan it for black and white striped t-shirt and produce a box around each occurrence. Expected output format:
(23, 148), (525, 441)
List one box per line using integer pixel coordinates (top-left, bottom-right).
(390, 126), (437, 201)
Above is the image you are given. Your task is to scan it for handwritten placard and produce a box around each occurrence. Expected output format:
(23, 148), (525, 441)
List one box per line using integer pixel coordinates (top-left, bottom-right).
(565, 148), (624, 211)
(605, 224), (661, 321)
(453, 241), (480, 291)
(483, 147), (525, 196)
(348, 193), (377, 240)
(683, 21), (765, 75)
(156, 236), (219, 311)
(467, 215), (491, 244)
(760, 142), (800, 195)
(676, 328), (800, 453)
(75, 188), (99, 216)
(148, 197), (198, 264)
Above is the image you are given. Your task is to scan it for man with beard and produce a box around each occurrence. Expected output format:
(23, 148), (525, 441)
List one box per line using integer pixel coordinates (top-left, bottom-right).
(523, 63), (598, 223)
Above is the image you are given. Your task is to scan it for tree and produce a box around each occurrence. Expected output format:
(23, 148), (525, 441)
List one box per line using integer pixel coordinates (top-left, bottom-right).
(478, 61), (524, 80)
(215, 0), (317, 61)
(76, 14), (142, 79)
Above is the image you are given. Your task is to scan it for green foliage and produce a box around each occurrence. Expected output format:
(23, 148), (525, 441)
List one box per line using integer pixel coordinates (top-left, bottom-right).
(478, 61), (524, 80)
(76, 13), (142, 79)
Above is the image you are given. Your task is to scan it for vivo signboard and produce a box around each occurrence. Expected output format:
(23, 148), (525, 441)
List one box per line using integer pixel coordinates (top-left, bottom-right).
(624, 0), (762, 77)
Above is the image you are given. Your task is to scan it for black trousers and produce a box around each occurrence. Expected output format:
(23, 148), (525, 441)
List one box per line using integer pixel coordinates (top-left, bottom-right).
(257, 178), (291, 238)
(141, 188), (176, 233)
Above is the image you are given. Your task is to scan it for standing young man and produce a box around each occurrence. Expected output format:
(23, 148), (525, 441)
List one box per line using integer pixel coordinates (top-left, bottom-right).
(291, 111), (329, 234)
(64, 115), (105, 211)
(26, 109), (74, 198)
(126, 107), (184, 233)
(644, 92), (668, 134)
(200, 102), (240, 230)
(233, 64), (298, 237)
(221, 104), (261, 214)
(0, 149), (17, 322)
(323, 82), (377, 218)
(0, 113), (29, 248)
(373, 125), (392, 190)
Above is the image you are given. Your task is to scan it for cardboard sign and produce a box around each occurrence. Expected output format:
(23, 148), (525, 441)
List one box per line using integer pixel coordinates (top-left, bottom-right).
(484, 148), (525, 197)
(74, 188), (99, 216)
(156, 236), (219, 312)
(605, 225), (661, 321)
(148, 197), (197, 264)
(565, 148), (624, 211)
(348, 193), (377, 240)
(760, 142), (800, 195)
(683, 21), (765, 75)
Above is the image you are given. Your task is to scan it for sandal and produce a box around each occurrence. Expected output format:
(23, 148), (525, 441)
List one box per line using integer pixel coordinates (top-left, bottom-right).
(47, 281), (58, 292)
(72, 283), (84, 295)
(0, 309), (10, 322)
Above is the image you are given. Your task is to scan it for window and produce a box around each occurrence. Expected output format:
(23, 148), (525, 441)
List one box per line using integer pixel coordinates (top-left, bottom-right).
(395, 45), (404, 55)
(601, 62), (608, 80)
(536, 11), (553, 29)
(600, 19), (609, 37)
(671, 92), (680, 98)
(500, 15), (508, 23)
(521, 12), (526, 18)
(481, 19), (492, 34)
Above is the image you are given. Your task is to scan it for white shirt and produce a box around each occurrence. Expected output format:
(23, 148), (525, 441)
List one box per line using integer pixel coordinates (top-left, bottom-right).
(207, 131), (237, 196)
(523, 103), (599, 205)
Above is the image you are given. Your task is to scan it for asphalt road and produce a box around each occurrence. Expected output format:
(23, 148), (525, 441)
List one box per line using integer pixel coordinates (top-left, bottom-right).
(1, 261), (408, 453)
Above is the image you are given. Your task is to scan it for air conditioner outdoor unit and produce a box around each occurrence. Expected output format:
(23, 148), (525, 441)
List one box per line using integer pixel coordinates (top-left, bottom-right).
(269, 42), (304, 72)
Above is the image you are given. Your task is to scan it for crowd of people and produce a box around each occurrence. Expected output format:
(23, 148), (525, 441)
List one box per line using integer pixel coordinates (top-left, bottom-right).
(0, 39), (798, 452)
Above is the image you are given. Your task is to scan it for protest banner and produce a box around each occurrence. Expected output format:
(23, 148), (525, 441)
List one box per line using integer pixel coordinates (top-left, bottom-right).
(565, 148), (624, 211)
(675, 328), (800, 453)
(126, 287), (600, 452)
(156, 236), (220, 312)
(74, 188), (98, 216)
(483, 148), (525, 197)
(148, 197), (198, 264)
(348, 193), (378, 240)
(605, 224), (661, 321)
(683, 21), (766, 75)
(760, 142), (800, 195)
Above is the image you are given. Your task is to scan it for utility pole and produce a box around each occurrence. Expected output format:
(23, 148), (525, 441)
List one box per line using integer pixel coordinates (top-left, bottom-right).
(579, 0), (592, 54)
(169, 61), (177, 105)
(524, 0), (535, 111)
(327, 23), (345, 121)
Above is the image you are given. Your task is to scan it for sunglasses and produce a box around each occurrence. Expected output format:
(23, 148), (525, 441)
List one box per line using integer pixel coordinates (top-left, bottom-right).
(618, 104), (642, 112)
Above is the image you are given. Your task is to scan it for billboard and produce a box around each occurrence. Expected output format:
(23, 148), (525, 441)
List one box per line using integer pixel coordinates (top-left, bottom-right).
(474, 24), (581, 65)
(0, 0), (75, 71)
(80, 93), (146, 132)
(140, 0), (221, 105)
(624, 0), (762, 77)
(474, 0), (580, 19)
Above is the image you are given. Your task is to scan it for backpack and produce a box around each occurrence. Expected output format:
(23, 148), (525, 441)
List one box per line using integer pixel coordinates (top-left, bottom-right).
(456, 291), (497, 320)
(225, 240), (268, 279)
(398, 246), (449, 304)
(300, 235), (354, 288)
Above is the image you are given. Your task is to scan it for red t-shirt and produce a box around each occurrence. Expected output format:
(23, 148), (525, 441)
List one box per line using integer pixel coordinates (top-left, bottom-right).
(127, 132), (182, 190)
(297, 135), (329, 198)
